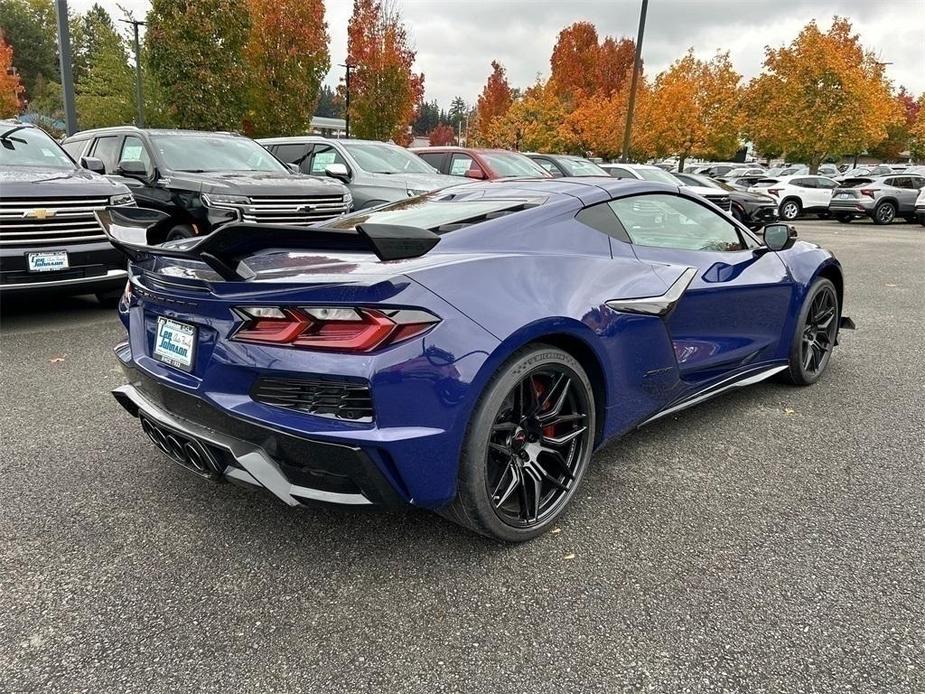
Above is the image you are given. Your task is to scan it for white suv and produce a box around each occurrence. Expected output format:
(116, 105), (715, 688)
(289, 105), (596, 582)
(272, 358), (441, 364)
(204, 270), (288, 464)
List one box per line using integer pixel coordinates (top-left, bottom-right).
(747, 175), (840, 221)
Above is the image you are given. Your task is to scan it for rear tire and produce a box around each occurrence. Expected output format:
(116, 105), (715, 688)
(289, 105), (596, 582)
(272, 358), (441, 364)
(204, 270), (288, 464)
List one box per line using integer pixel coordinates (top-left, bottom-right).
(779, 199), (801, 221)
(439, 345), (596, 542)
(782, 278), (839, 386)
(872, 202), (896, 225)
(835, 214), (853, 223)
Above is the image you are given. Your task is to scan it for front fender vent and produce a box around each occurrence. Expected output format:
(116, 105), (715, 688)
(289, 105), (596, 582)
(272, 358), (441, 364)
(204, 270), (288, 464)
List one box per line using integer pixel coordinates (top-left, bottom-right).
(251, 376), (374, 422)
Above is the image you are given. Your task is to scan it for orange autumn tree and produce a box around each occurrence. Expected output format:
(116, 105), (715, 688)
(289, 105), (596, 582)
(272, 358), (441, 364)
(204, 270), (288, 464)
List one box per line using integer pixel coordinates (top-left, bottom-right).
(910, 94), (925, 160)
(550, 21), (634, 103)
(245, 0), (329, 137)
(345, 0), (424, 144)
(489, 79), (569, 151)
(561, 69), (655, 160)
(745, 17), (898, 172)
(0, 37), (24, 117)
(868, 87), (921, 161)
(644, 50), (743, 170)
(473, 60), (513, 141)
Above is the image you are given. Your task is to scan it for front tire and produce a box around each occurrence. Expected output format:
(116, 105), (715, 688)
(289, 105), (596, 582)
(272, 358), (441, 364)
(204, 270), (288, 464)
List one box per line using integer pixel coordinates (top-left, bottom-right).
(782, 278), (839, 386)
(440, 345), (596, 542)
(872, 202), (896, 225)
(166, 224), (195, 241)
(779, 199), (801, 221)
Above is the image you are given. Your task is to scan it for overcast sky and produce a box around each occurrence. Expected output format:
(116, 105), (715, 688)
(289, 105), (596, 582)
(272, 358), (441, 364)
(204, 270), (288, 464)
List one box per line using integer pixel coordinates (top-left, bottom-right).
(73, 0), (925, 107)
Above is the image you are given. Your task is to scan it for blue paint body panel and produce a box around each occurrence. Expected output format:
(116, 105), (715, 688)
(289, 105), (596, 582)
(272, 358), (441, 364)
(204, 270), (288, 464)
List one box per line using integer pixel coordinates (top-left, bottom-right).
(115, 178), (845, 508)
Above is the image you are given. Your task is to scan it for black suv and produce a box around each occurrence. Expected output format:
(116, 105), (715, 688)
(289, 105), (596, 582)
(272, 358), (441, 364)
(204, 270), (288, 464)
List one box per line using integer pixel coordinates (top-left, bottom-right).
(0, 121), (135, 300)
(61, 128), (351, 241)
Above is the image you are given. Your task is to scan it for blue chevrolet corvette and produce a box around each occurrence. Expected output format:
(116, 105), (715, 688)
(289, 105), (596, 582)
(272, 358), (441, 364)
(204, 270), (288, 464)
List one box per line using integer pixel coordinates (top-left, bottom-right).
(101, 177), (853, 541)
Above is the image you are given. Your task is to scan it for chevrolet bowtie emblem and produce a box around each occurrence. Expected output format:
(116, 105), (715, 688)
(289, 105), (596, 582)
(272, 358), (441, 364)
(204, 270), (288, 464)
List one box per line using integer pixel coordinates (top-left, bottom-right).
(24, 208), (56, 220)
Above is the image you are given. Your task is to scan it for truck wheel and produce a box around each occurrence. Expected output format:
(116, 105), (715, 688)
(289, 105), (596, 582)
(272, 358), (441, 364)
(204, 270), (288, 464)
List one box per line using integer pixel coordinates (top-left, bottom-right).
(166, 224), (195, 241)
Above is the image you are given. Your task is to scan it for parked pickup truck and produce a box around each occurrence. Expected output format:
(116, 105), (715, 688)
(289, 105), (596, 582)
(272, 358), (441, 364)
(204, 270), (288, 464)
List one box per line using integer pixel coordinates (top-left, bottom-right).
(0, 120), (135, 301)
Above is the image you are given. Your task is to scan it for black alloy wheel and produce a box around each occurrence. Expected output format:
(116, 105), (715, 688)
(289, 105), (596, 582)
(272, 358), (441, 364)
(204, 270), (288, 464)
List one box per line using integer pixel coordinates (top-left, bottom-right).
(783, 278), (839, 386)
(873, 201), (896, 225)
(440, 346), (595, 541)
(486, 367), (590, 528)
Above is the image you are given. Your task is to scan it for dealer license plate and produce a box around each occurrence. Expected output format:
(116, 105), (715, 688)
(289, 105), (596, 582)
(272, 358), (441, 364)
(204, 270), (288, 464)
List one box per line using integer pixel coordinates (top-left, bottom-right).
(153, 317), (197, 371)
(27, 251), (69, 272)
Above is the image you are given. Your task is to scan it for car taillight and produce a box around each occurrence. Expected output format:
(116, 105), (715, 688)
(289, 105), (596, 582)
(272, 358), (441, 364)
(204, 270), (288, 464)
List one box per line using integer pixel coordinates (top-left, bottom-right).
(767, 188), (781, 197)
(231, 306), (439, 352)
(859, 189), (876, 198)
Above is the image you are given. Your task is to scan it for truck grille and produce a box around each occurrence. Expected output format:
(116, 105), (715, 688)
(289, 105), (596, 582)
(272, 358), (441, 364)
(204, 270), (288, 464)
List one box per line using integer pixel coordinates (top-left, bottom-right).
(704, 194), (732, 212)
(0, 196), (110, 246)
(242, 195), (349, 226)
(252, 376), (374, 422)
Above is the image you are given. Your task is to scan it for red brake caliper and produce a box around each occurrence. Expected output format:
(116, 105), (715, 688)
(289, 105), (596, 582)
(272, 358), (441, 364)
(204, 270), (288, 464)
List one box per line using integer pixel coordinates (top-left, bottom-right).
(531, 376), (557, 438)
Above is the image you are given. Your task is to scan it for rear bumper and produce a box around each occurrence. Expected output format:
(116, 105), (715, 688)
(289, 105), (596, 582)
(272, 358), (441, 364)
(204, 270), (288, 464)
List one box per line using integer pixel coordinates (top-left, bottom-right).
(828, 199), (873, 216)
(0, 240), (126, 293)
(112, 360), (408, 508)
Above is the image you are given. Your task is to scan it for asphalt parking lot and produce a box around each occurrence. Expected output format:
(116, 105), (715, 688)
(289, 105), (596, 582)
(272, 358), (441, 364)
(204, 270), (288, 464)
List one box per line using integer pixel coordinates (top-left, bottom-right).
(1, 219), (923, 693)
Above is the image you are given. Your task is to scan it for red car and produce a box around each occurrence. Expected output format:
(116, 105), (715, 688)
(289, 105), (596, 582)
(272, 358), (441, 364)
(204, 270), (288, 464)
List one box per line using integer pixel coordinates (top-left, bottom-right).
(411, 146), (551, 180)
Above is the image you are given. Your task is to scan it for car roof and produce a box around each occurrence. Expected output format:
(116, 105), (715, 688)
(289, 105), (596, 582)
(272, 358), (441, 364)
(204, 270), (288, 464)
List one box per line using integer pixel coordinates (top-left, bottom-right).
(256, 136), (394, 146)
(66, 126), (244, 140)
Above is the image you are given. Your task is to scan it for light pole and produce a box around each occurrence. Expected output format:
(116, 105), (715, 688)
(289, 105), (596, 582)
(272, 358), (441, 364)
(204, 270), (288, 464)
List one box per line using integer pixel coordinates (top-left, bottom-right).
(120, 19), (146, 127)
(53, 0), (77, 134)
(340, 62), (355, 138)
(621, 0), (649, 163)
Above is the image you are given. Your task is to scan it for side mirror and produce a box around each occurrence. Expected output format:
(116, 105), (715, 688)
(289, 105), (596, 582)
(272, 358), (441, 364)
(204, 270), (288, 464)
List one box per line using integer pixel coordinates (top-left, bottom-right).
(763, 223), (798, 251)
(116, 159), (149, 180)
(464, 168), (486, 180)
(285, 162), (300, 174)
(324, 162), (350, 183)
(81, 156), (105, 175)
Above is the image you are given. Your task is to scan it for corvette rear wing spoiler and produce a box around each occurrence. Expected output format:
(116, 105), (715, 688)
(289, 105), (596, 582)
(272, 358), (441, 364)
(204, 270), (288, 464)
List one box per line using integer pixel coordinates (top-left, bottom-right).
(95, 207), (441, 281)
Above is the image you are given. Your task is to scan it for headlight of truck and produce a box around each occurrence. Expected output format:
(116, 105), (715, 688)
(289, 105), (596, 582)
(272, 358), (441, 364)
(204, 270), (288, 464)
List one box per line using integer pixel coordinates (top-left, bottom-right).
(201, 193), (250, 208)
(109, 193), (135, 206)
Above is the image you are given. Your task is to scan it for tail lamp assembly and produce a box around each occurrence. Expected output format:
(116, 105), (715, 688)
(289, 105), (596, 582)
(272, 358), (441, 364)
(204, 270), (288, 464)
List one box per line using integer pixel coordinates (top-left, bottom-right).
(859, 189), (876, 199)
(231, 306), (439, 352)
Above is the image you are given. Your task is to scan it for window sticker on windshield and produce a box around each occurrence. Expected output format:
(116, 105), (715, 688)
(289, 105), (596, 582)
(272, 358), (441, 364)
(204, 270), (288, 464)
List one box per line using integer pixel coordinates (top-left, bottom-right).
(450, 159), (472, 176)
(313, 151), (336, 170)
(41, 148), (57, 158)
(122, 143), (144, 160)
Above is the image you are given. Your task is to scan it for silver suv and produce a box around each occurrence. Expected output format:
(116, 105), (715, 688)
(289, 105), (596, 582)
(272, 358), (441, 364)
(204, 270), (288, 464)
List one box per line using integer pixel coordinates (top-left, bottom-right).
(828, 174), (925, 225)
(258, 137), (461, 210)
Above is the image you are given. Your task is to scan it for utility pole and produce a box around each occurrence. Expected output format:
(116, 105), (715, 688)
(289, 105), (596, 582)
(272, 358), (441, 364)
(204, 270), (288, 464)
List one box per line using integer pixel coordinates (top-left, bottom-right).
(621, 0), (649, 163)
(120, 19), (146, 127)
(340, 63), (354, 138)
(53, 0), (77, 134)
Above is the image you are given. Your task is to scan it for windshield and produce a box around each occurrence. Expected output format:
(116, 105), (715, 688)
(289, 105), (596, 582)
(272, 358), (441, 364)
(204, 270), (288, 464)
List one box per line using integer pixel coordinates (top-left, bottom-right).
(681, 174), (729, 191)
(0, 126), (76, 168)
(559, 157), (609, 176)
(322, 194), (537, 233)
(635, 167), (682, 185)
(152, 134), (286, 172)
(342, 142), (436, 175)
(481, 151), (550, 178)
